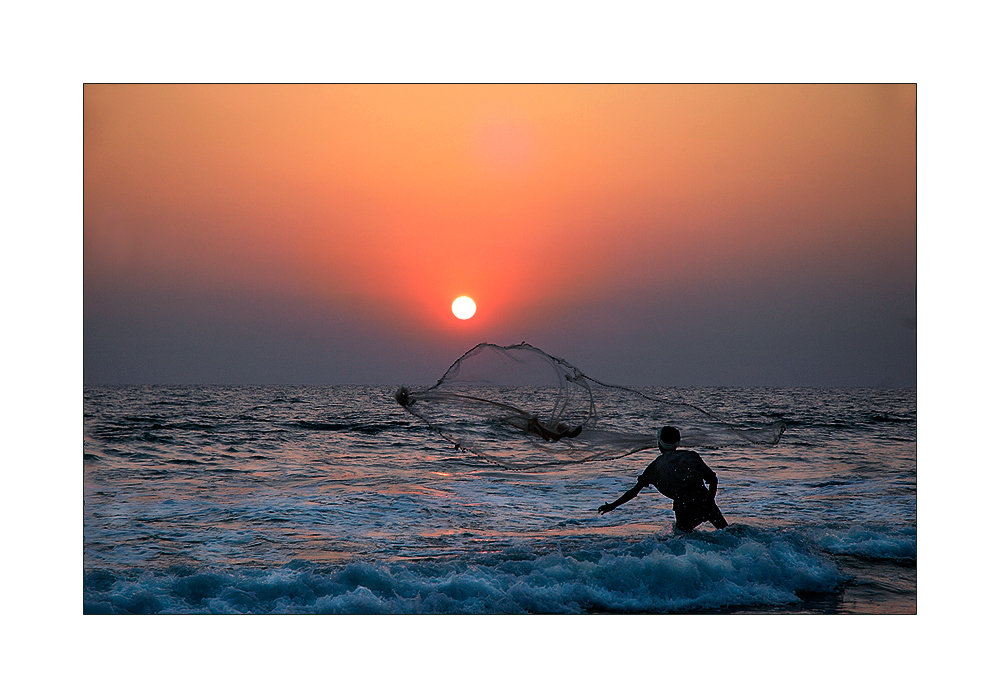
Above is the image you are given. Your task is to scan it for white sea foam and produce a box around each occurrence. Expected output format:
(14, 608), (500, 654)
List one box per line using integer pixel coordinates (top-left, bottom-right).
(84, 528), (854, 614)
(812, 526), (917, 561)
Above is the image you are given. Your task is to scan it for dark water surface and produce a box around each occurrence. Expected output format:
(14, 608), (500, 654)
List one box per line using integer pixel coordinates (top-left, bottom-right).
(83, 386), (915, 613)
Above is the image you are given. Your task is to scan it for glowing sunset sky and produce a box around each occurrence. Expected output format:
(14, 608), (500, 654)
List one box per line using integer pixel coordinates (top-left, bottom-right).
(84, 84), (915, 386)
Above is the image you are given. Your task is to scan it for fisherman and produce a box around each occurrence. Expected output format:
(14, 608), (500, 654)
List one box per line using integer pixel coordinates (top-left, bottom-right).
(598, 426), (728, 532)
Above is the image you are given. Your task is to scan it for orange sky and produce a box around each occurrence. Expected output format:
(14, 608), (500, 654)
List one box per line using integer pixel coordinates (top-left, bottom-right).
(84, 85), (916, 385)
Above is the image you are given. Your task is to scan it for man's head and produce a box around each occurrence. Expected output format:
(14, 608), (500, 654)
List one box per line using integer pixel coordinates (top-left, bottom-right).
(657, 426), (680, 452)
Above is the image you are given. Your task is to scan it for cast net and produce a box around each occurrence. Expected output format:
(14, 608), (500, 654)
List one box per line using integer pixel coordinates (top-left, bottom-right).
(395, 342), (785, 469)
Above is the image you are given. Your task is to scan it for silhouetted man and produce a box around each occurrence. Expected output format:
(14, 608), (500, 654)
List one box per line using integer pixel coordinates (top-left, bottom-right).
(598, 426), (728, 532)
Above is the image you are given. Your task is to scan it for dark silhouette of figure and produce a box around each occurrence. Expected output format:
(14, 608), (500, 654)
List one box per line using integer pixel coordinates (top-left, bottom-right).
(526, 416), (583, 442)
(598, 426), (728, 532)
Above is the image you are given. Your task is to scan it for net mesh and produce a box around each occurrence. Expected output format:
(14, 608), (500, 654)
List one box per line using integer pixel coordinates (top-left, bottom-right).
(395, 342), (785, 469)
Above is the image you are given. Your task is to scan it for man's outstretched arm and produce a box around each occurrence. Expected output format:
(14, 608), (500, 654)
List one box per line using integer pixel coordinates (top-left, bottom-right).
(598, 482), (644, 514)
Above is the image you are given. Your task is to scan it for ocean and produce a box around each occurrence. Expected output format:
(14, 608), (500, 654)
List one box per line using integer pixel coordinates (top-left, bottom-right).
(83, 384), (915, 614)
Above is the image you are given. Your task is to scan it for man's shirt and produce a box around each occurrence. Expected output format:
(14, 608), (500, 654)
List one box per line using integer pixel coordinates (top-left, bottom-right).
(638, 449), (717, 500)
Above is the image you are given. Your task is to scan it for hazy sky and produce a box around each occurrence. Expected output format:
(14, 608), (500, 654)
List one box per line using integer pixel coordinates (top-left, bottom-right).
(84, 84), (916, 386)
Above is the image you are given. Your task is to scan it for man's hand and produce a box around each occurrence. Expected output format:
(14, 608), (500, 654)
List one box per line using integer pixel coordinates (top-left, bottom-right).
(598, 503), (613, 515)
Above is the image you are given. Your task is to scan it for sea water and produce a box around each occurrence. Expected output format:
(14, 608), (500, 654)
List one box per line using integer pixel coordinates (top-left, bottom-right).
(83, 385), (916, 614)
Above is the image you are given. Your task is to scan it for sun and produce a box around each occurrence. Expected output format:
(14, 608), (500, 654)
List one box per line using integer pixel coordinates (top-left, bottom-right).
(451, 296), (476, 320)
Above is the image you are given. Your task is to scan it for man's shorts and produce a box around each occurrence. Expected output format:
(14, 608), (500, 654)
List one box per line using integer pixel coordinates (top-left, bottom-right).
(672, 488), (728, 532)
